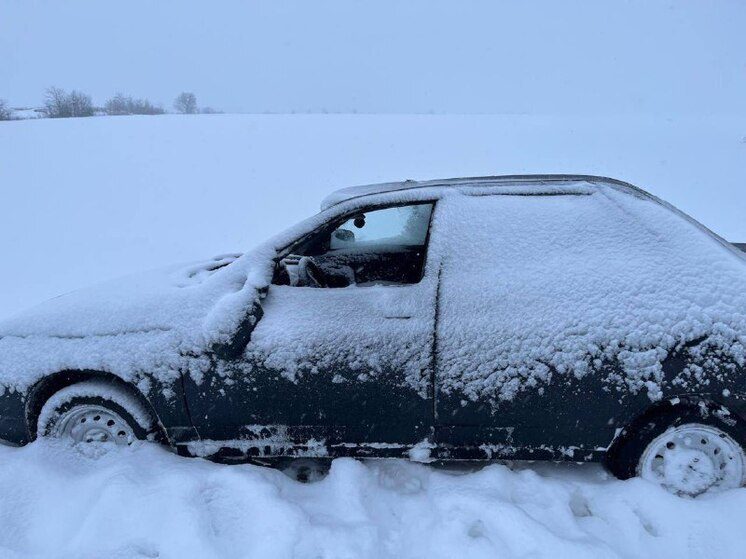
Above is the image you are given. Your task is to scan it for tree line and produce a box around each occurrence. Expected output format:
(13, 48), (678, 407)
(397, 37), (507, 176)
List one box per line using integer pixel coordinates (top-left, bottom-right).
(0, 89), (221, 120)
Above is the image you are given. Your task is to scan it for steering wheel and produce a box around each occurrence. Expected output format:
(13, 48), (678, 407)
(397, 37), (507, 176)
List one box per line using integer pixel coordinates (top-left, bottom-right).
(299, 256), (328, 288)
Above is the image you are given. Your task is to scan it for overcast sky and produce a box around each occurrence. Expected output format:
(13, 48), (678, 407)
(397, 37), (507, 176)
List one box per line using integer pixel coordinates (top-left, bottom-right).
(3, 0), (745, 114)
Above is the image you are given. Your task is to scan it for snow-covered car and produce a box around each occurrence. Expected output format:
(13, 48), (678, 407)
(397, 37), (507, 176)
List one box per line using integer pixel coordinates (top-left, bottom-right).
(2, 175), (746, 496)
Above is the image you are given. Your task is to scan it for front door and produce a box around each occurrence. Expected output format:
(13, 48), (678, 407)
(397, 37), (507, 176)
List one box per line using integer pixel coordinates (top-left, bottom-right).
(188, 202), (439, 456)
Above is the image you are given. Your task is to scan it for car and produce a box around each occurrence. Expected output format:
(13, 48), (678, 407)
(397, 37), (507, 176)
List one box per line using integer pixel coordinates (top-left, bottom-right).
(2, 174), (746, 496)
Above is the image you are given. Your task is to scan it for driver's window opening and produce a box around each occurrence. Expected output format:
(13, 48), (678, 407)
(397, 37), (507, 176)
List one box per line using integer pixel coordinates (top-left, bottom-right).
(274, 202), (434, 288)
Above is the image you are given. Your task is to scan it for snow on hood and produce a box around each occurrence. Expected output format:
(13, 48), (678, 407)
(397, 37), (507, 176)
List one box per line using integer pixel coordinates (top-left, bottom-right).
(0, 253), (243, 339)
(0, 203), (331, 393)
(0, 248), (277, 393)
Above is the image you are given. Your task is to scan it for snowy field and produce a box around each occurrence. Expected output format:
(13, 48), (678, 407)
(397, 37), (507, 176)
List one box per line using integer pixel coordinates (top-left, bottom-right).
(1, 114), (746, 558)
(2, 114), (746, 319)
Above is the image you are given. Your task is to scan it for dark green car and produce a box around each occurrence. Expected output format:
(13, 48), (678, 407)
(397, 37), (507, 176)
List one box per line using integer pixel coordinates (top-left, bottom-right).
(2, 175), (746, 496)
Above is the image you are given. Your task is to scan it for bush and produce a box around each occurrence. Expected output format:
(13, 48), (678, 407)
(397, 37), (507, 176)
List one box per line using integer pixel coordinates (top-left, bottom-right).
(200, 106), (223, 114)
(174, 92), (198, 114)
(0, 99), (11, 121)
(42, 87), (94, 118)
(105, 93), (164, 116)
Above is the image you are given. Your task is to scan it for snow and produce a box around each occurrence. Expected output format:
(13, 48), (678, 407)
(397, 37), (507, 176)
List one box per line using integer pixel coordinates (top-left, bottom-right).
(0, 254), (261, 394)
(2, 115), (746, 556)
(2, 168), (746, 406)
(0, 441), (745, 558)
(2, 114), (746, 322)
(244, 282), (432, 393)
(321, 175), (597, 210)
(37, 380), (155, 434)
(435, 186), (746, 402)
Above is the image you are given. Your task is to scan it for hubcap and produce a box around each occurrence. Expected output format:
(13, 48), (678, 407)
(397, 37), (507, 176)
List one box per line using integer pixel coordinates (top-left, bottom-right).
(639, 423), (745, 496)
(52, 405), (136, 446)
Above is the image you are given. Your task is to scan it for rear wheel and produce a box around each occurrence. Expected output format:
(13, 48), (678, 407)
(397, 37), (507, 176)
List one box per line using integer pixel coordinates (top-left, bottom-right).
(37, 381), (154, 445)
(607, 407), (746, 496)
(638, 423), (744, 495)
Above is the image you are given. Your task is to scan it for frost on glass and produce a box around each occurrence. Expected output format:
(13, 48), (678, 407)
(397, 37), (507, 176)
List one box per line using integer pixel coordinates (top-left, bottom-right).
(329, 203), (432, 250)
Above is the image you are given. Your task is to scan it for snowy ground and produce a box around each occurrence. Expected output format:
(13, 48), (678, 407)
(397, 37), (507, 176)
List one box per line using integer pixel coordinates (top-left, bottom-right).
(2, 114), (746, 558)
(2, 441), (746, 559)
(1, 114), (746, 319)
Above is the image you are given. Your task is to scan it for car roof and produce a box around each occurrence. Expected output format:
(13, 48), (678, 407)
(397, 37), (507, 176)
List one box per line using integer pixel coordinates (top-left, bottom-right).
(320, 174), (649, 210)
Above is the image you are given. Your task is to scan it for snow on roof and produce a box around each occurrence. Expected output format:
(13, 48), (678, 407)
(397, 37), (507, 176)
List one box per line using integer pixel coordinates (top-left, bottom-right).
(320, 174), (649, 210)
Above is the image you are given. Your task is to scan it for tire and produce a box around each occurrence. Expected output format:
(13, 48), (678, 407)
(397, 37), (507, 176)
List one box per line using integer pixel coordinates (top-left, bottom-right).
(607, 406), (746, 496)
(37, 380), (155, 445)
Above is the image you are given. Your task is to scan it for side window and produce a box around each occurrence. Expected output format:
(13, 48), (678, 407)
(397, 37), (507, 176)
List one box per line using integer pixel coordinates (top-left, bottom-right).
(274, 202), (434, 288)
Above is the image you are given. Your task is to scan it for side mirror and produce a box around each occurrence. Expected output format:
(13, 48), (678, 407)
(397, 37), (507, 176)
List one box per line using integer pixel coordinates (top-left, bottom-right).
(333, 228), (355, 243)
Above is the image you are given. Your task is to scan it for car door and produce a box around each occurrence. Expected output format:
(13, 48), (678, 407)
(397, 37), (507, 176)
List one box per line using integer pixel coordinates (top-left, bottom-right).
(433, 192), (624, 459)
(187, 201), (439, 456)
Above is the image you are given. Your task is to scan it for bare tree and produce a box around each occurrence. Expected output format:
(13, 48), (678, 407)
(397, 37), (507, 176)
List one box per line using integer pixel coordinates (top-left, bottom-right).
(68, 90), (94, 117)
(104, 92), (130, 116)
(105, 93), (165, 116)
(42, 87), (94, 118)
(42, 87), (68, 118)
(173, 92), (197, 114)
(129, 98), (164, 115)
(0, 99), (11, 121)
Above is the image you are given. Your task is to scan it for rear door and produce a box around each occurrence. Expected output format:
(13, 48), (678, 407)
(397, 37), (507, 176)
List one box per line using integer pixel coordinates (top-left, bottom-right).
(433, 192), (621, 458)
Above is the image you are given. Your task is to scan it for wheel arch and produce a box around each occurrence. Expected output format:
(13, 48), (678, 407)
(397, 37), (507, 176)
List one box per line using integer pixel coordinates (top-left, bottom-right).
(25, 370), (171, 445)
(605, 394), (746, 476)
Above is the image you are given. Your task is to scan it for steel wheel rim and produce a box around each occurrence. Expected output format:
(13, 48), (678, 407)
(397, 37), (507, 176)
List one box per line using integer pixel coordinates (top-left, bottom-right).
(638, 423), (745, 496)
(53, 404), (136, 446)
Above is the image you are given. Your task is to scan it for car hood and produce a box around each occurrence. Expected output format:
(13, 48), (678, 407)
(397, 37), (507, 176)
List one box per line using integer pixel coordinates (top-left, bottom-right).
(0, 253), (247, 340)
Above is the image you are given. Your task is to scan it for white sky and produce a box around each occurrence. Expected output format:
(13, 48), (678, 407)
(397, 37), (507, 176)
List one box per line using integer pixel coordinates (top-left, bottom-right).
(3, 0), (746, 114)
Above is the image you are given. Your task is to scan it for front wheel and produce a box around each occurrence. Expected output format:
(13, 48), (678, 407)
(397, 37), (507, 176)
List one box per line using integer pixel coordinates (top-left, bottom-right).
(37, 381), (154, 446)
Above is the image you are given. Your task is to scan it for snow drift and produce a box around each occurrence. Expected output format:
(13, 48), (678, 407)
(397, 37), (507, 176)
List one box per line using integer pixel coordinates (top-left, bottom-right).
(0, 441), (745, 559)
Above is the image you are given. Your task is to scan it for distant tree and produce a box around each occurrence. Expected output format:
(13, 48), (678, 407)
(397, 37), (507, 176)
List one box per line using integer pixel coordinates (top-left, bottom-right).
(42, 87), (94, 118)
(130, 98), (165, 115)
(0, 99), (11, 120)
(42, 87), (67, 117)
(173, 92), (197, 114)
(105, 93), (165, 116)
(199, 106), (223, 114)
(68, 90), (94, 117)
(104, 92), (130, 116)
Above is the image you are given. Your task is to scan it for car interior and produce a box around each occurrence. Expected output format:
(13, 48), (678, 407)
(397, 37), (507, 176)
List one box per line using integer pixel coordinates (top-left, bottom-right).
(273, 202), (434, 288)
